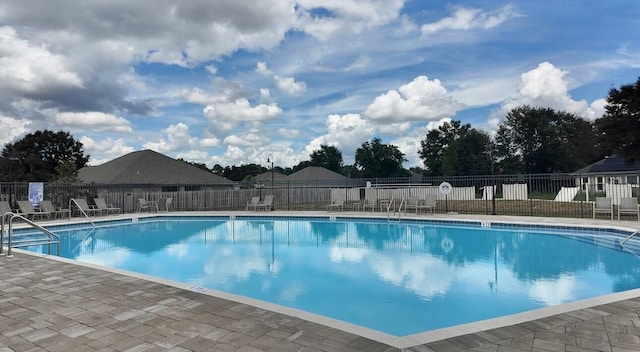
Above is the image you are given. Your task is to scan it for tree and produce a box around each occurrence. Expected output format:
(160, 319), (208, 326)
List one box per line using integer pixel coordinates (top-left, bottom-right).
(1, 130), (89, 181)
(222, 164), (266, 181)
(291, 160), (312, 173)
(597, 77), (640, 161)
(354, 138), (409, 178)
(419, 120), (493, 176)
(212, 164), (225, 176)
(178, 158), (210, 172)
(309, 144), (343, 173)
(53, 160), (80, 182)
(494, 106), (602, 174)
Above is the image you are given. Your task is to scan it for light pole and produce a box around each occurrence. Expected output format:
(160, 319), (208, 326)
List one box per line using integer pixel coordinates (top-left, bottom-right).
(267, 154), (274, 210)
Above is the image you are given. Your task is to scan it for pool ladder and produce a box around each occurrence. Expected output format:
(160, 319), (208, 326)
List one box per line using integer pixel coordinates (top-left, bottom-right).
(1, 212), (60, 257)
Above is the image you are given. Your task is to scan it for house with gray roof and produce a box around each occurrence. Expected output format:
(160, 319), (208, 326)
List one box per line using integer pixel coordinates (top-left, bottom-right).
(78, 150), (235, 212)
(284, 166), (358, 187)
(79, 149), (233, 185)
(254, 171), (286, 183)
(285, 166), (347, 181)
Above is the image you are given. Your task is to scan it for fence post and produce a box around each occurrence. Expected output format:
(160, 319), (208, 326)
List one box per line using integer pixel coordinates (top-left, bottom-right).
(491, 175), (497, 215)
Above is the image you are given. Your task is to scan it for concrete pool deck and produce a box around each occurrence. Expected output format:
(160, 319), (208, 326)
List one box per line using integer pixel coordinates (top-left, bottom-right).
(2, 211), (640, 351)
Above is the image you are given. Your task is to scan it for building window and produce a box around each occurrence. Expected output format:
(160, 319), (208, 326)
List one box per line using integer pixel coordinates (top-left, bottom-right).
(581, 177), (588, 191)
(597, 177), (604, 191)
(161, 186), (178, 192)
(628, 175), (638, 184)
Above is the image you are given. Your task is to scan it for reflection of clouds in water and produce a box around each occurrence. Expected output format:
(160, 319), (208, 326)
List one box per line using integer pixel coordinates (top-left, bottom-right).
(202, 245), (271, 285)
(77, 247), (131, 267)
(280, 283), (304, 302)
(166, 243), (188, 258)
(528, 275), (576, 306)
(330, 247), (368, 263)
(369, 254), (454, 299)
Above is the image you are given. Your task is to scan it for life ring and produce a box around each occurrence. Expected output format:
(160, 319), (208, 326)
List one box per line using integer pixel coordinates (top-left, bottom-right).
(441, 237), (454, 252)
(439, 182), (453, 195)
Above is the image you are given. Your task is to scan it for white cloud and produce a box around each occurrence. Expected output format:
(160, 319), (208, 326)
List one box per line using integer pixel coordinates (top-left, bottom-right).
(143, 122), (217, 154)
(295, 0), (405, 41)
(5, 2), (296, 65)
(451, 77), (519, 107)
(273, 75), (307, 96)
(421, 5), (518, 36)
(278, 127), (301, 138)
(260, 88), (272, 102)
(176, 150), (212, 164)
(256, 61), (272, 76)
(391, 125), (430, 167)
(305, 113), (375, 159)
(56, 112), (133, 133)
(0, 27), (83, 94)
(182, 88), (230, 105)
(223, 131), (270, 147)
(501, 62), (605, 120)
(203, 98), (282, 132)
(0, 115), (31, 144)
(256, 61), (306, 96)
(80, 136), (135, 165)
(377, 122), (412, 136)
(364, 76), (464, 123)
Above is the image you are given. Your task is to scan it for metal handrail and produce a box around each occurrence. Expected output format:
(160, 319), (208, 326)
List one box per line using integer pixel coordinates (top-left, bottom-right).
(386, 196), (396, 220)
(1, 212), (60, 257)
(397, 197), (406, 220)
(69, 198), (95, 227)
(1, 212), (13, 255)
(620, 231), (639, 245)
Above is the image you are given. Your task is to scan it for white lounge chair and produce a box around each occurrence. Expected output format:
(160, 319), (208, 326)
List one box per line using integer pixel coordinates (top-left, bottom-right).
(0, 201), (12, 216)
(17, 200), (50, 220)
(326, 197), (344, 212)
(93, 198), (121, 215)
(136, 198), (159, 212)
(593, 197), (613, 220)
(362, 197), (376, 212)
(618, 197), (639, 221)
(405, 195), (437, 214)
(39, 200), (70, 219)
(72, 198), (103, 217)
(418, 194), (437, 214)
(405, 197), (421, 213)
(246, 196), (260, 211)
(255, 195), (274, 211)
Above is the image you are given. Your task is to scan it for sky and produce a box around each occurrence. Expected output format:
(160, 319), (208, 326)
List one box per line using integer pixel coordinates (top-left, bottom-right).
(1, 1), (639, 169)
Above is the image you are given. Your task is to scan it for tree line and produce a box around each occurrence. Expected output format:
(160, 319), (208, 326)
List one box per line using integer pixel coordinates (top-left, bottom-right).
(2, 77), (639, 182)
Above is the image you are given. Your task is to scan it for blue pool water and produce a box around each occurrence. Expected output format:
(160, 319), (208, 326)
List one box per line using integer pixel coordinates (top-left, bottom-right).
(22, 216), (640, 336)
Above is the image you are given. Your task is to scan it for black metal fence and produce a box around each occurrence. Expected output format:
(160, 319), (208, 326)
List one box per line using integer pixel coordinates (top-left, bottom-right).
(1, 172), (638, 219)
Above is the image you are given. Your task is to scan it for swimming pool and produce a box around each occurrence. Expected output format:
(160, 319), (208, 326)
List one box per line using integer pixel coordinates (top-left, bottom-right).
(20, 215), (640, 337)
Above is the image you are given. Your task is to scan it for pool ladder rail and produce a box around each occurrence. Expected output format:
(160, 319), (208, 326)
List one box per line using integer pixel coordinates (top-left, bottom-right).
(386, 196), (406, 221)
(620, 230), (640, 245)
(68, 198), (96, 227)
(1, 212), (60, 257)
